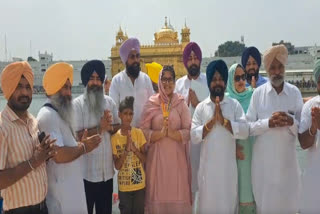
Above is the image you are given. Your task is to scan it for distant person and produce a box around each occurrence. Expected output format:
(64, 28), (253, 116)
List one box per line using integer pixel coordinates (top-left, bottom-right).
(246, 45), (303, 213)
(112, 96), (146, 214)
(241, 46), (268, 88)
(110, 38), (154, 127)
(146, 62), (162, 93)
(37, 62), (101, 214)
(298, 59), (320, 213)
(0, 62), (56, 214)
(104, 75), (111, 95)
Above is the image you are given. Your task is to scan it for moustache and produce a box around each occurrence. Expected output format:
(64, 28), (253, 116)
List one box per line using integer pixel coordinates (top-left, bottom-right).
(18, 96), (31, 102)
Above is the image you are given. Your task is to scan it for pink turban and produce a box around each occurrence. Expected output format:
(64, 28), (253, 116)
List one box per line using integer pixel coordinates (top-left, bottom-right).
(263, 45), (288, 72)
(0, 61), (34, 100)
(119, 38), (140, 64)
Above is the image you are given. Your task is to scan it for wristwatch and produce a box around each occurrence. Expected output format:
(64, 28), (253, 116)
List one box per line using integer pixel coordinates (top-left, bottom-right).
(223, 119), (228, 127)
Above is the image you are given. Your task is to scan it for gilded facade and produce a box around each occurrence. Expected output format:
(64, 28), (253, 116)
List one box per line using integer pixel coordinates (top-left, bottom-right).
(110, 17), (191, 79)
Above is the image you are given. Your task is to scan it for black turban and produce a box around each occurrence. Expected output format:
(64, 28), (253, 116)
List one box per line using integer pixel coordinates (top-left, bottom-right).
(206, 60), (228, 88)
(81, 60), (106, 86)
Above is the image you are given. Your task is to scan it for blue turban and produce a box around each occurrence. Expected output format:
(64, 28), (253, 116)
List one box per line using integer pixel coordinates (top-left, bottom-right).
(81, 60), (105, 86)
(241, 46), (261, 68)
(206, 60), (228, 88)
(314, 59), (320, 82)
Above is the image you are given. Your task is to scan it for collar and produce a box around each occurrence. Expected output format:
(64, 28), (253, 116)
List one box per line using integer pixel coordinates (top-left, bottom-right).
(266, 81), (289, 95)
(2, 104), (32, 123)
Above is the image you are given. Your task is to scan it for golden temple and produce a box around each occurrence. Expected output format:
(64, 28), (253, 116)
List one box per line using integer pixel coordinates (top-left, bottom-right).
(110, 17), (191, 79)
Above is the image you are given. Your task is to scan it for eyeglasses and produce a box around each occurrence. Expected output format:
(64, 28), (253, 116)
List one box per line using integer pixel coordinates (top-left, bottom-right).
(234, 74), (246, 82)
(128, 53), (140, 60)
(161, 78), (174, 84)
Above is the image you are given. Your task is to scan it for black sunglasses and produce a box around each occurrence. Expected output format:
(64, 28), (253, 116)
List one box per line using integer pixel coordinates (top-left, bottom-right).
(234, 74), (246, 82)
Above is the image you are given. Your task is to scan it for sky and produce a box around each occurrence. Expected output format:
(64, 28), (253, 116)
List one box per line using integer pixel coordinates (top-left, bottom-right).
(0, 0), (319, 61)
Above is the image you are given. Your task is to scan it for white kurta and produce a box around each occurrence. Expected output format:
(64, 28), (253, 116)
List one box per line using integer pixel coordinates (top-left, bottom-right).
(109, 70), (154, 127)
(175, 73), (208, 194)
(191, 96), (249, 213)
(246, 82), (303, 214)
(299, 95), (320, 213)
(37, 101), (87, 214)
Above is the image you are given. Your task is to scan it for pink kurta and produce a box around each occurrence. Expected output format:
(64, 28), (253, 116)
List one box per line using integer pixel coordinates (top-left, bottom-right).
(140, 93), (192, 214)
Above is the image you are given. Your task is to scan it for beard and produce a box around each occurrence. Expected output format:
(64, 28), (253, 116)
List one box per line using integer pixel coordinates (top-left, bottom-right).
(9, 95), (32, 112)
(50, 93), (74, 131)
(188, 64), (200, 77)
(269, 73), (284, 87)
(210, 85), (225, 98)
(246, 68), (259, 83)
(126, 62), (141, 78)
(84, 85), (105, 119)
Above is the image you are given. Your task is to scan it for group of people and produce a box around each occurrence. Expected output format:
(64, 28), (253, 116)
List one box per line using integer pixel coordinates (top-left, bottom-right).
(0, 37), (320, 214)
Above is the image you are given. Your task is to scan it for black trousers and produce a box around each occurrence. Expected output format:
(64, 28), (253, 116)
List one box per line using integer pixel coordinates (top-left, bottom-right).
(119, 188), (145, 214)
(4, 200), (48, 214)
(84, 179), (113, 214)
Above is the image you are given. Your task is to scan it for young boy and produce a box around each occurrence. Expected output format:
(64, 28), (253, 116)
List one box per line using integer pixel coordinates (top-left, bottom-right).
(111, 96), (146, 214)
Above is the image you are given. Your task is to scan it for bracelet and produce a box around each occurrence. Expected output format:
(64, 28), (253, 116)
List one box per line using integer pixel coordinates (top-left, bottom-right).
(309, 126), (316, 136)
(204, 123), (210, 131)
(27, 160), (35, 170)
(80, 142), (87, 154)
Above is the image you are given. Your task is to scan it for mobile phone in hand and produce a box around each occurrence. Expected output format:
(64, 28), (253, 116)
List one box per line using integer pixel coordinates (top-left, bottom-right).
(38, 131), (46, 144)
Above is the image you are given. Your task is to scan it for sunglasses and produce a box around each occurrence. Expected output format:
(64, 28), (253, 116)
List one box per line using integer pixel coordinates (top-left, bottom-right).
(234, 74), (246, 82)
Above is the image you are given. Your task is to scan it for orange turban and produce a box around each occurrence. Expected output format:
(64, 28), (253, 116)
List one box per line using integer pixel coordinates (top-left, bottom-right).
(146, 62), (162, 84)
(43, 62), (73, 95)
(263, 45), (288, 72)
(0, 61), (34, 100)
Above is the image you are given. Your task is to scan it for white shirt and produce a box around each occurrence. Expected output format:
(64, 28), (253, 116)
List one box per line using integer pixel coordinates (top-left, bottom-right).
(191, 96), (248, 213)
(298, 95), (320, 213)
(73, 94), (120, 182)
(175, 73), (207, 101)
(175, 73), (209, 195)
(37, 100), (87, 214)
(246, 81), (303, 214)
(109, 70), (154, 127)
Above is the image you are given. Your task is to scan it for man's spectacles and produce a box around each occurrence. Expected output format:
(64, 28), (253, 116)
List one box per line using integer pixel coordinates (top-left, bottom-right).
(234, 74), (246, 82)
(128, 53), (140, 60)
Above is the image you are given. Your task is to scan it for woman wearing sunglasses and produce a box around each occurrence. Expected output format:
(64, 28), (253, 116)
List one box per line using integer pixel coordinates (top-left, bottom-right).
(226, 63), (255, 213)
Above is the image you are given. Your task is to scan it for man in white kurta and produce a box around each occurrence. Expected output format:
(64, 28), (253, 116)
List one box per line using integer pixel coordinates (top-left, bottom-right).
(246, 45), (303, 214)
(191, 59), (248, 213)
(37, 62), (101, 214)
(175, 42), (209, 204)
(109, 38), (153, 127)
(298, 59), (320, 213)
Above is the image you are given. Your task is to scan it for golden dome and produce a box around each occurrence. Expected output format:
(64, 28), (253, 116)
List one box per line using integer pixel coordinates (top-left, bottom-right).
(154, 17), (179, 44)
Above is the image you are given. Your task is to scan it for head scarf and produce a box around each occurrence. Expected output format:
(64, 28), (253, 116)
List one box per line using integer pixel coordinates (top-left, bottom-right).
(206, 60), (228, 88)
(225, 63), (253, 112)
(1, 61), (34, 100)
(139, 68), (185, 129)
(183, 42), (202, 68)
(146, 62), (162, 84)
(119, 38), (140, 64)
(81, 60), (105, 86)
(43, 62), (73, 95)
(313, 59), (320, 82)
(263, 45), (288, 72)
(241, 46), (261, 68)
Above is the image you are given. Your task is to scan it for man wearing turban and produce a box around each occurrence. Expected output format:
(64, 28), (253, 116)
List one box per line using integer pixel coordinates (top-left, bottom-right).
(73, 60), (120, 214)
(175, 42), (209, 207)
(298, 59), (320, 213)
(109, 38), (154, 127)
(241, 46), (268, 88)
(146, 62), (162, 93)
(37, 62), (102, 214)
(246, 45), (303, 213)
(104, 75), (111, 95)
(0, 62), (56, 213)
(191, 60), (249, 213)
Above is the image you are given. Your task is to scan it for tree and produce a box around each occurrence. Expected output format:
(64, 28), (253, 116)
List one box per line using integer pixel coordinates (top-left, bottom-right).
(215, 41), (246, 57)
